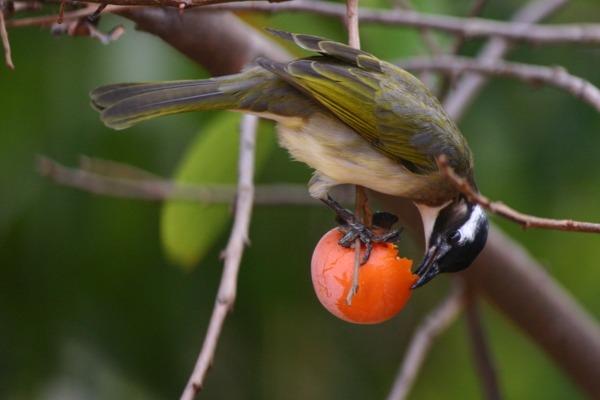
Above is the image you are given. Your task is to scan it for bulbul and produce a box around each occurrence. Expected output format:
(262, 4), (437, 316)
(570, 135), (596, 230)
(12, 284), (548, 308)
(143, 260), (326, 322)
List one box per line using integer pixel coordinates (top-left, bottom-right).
(90, 29), (488, 288)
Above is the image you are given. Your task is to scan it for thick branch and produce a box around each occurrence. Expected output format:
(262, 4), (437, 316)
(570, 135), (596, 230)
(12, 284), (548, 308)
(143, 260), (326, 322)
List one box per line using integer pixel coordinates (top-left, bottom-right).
(437, 155), (600, 233)
(386, 284), (465, 400)
(180, 114), (258, 400)
(400, 55), (600, 113)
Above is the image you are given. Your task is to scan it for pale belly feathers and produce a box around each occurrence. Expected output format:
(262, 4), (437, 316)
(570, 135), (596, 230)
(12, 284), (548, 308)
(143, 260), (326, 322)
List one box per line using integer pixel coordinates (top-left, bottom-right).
(273, 112), (443, 202)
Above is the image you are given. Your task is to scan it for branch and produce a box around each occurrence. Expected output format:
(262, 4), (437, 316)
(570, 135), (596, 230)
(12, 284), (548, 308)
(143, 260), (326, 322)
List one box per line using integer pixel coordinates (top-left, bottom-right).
(0, 3), (14, 69)
(37, 156), (338, 205)
(394, 0), (441, 91)
(75, 0), (289, 8)
(5, 4), (100, 27)
(3, 0), (586, 65)
(396, 0), (442, 56)
(202, 0), (600, 45)
(437, 155), (600, 233)
(345, 0), (360, 49)
(442, 0), (567, 119)
(464, 289), (502, 400)
(400, 55), (600, 113)
(345, 0), (363, 306)
(180, 114), (258, 400)
(386, 283), (465, 400)
(7, 0), (590, 49)
(437, 0), (488, 99)
(449, 0), (488, 54)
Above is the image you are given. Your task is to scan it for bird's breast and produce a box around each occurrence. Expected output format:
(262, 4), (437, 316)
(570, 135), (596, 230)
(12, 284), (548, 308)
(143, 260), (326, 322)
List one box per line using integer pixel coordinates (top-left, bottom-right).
(276, 112), (455, 204)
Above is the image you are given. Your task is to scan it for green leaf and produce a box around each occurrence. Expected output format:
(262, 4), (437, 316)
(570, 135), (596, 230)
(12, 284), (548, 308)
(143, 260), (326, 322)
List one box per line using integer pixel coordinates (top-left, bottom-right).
(160, 113), (276, 271)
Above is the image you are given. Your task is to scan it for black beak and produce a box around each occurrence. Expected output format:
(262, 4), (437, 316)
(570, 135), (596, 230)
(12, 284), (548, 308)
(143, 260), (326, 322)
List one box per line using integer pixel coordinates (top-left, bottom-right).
(412, 246), (441, 289)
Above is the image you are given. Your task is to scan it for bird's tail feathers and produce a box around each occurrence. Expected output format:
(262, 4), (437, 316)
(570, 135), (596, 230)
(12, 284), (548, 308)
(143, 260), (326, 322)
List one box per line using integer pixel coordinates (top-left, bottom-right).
(90, 69), (266, 130)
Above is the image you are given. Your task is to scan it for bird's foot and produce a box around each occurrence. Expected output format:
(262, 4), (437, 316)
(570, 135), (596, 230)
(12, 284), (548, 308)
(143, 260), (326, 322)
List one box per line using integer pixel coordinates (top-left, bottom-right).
(337, 211), (402, 263)
(321, 196), (402, 263)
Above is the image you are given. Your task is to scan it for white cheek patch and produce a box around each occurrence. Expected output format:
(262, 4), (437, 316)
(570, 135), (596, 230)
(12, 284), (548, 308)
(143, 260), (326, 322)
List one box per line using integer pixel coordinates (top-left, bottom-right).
(458, 205), (485, 244)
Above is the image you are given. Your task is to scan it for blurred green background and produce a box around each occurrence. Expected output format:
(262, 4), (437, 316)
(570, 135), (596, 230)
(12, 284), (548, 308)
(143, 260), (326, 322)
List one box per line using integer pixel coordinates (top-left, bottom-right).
(2, 0), (600, 398)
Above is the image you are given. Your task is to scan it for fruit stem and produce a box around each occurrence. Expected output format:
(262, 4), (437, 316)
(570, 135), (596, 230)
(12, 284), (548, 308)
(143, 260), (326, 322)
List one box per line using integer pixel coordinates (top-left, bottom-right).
(346, 238), (362, 305)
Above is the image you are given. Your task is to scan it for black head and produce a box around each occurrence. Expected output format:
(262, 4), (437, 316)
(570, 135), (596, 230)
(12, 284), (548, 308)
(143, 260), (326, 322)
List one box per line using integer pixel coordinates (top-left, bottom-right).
(413, 198), (488, 288)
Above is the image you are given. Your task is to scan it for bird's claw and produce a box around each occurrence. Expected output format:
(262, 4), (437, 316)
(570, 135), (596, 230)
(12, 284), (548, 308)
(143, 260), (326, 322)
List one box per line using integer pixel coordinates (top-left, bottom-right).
(337, 211), (402, 264)
(321, 196), (402, 264)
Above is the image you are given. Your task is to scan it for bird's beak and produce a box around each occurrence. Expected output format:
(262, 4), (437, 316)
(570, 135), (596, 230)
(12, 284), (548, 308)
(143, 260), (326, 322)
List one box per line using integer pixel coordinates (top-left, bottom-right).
(412, 245), (441, 289)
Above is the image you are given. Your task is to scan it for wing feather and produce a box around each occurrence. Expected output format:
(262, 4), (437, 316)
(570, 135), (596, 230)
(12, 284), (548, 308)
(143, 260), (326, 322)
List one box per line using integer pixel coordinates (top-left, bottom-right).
(261, 30), (473, 174)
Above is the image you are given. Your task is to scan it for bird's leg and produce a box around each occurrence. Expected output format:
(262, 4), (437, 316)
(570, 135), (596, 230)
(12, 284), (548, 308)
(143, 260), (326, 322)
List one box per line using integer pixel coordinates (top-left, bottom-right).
(355, 186), (372, 229)
(321, 196), (402, 263)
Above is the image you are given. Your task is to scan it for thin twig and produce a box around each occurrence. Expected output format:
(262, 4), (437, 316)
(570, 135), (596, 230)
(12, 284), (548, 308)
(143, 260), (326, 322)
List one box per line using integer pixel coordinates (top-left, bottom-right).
(180, 114), (258, 400)
(345, 0), (360, 48)
(345, 0), (363, 306)
(394, 0), (441, 90)
(59, 0), (290, 8)
(37, 156), (339, 205)
(450, 0), (488, 54)
(347, 238), (361, 305)
(443, 0), (567, 120)
(400, 55), (600, 113)
(386, 283), (465, 400)
(437, 0), (488, 99)
(464, 289), (502, 400)
(49, 17), (126, 44)
(12, 1), (44, 12)
(347, 186), (368, 305)
(0, 5), (14, 69)
(6, 4), (106, 27)
(437, 155), (600, 233)
(394, 0), (442, 55)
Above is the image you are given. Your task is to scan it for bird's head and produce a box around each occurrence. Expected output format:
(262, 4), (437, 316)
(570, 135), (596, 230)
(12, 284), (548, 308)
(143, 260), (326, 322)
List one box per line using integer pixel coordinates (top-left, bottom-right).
(413, 198), (488, 289)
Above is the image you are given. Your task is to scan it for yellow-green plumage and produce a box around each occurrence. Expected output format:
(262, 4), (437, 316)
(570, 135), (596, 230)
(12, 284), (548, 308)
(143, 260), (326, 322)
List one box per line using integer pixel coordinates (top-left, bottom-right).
(91, 29), (475, 206)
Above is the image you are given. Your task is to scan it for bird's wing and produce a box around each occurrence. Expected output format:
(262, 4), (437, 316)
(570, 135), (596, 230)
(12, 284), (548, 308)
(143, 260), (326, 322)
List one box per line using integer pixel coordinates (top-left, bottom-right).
(261, 30), (473, 175)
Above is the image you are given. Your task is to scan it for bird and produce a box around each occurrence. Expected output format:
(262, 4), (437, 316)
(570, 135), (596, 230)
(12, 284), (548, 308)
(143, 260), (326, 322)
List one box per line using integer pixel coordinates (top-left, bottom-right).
(90, 29), (489, 288)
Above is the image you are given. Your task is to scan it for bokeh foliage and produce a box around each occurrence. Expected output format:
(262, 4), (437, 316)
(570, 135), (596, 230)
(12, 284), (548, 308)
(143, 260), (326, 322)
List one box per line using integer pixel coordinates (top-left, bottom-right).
(1, 0), (599, 399)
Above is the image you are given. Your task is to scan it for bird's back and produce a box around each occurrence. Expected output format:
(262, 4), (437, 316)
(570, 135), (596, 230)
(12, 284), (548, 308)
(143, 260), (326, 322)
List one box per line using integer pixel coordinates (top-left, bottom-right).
(259, 30), (474, 179)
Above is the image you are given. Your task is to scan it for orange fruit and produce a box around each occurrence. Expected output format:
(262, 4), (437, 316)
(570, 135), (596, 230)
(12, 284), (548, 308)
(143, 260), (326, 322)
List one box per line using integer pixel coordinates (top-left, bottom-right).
(311, 228), (416, 324)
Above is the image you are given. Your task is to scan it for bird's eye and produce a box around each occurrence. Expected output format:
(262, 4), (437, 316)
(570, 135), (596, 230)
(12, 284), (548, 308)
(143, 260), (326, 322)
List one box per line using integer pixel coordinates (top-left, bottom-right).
(448, 230), (461, 244)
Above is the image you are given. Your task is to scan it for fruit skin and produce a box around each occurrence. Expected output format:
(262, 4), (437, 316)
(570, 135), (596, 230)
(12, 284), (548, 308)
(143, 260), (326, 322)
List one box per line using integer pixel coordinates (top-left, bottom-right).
(311, 228), (416, 324)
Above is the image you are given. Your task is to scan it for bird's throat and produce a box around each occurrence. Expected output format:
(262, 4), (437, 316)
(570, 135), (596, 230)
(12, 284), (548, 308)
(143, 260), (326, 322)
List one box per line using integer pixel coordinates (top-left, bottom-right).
(414, 201), (451, 248)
